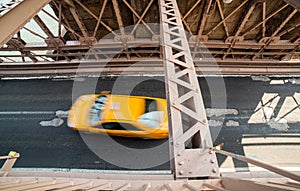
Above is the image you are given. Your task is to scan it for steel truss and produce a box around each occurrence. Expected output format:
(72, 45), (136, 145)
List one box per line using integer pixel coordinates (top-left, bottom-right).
(159, 0), (219, 179)
(0, 0), (300, 70)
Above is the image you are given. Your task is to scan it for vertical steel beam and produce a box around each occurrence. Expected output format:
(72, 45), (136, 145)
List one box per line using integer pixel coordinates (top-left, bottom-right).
(159, 0), (219, 179)
(262, 2), (266, 38)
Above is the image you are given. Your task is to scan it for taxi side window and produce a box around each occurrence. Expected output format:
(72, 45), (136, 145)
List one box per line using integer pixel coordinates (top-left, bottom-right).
(145, 99), (157, 113)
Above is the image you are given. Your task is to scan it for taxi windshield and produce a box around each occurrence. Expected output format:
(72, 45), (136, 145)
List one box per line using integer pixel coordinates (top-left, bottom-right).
(89, 95), (107, 125)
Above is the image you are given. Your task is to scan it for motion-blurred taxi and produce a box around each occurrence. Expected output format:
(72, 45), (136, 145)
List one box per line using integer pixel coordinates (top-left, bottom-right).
(67, 92), (168, 139)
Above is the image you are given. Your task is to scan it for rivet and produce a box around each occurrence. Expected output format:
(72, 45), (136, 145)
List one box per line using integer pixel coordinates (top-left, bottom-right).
(209, 150), (213, 154)
(177, 153), (181, 157)
(179, 171), (184, 175)
(210, 159), (215, 164)
(178, 161), (184, 166)
(212, 168), (217, 173)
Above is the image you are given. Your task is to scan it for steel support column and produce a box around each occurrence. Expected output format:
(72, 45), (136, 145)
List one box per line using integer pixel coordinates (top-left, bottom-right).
(159, 0), (219, 179)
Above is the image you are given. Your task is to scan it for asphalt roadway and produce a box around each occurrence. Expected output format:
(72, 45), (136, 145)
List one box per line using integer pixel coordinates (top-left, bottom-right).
(0, 76), (300, 171)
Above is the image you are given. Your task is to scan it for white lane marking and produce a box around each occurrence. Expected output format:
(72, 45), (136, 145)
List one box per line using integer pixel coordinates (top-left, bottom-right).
(251, 76), (271, 81)
(0, 111), (55, 115)
(39, 110), (69, 127)
(268, 118), (289, 131)
(55, 110), (69, 118)
(40, 118), (64, 127)
(226, 120), (240, 127)
(288, 78), (300, 84)
(0, 110), (69, 127)
(208, 120), (223, 127)
(206, 108), (238, 117)
(0, 110), (69, 117)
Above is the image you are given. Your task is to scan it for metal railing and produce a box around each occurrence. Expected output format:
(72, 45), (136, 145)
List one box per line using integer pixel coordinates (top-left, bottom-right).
(0, 151), (20, 177)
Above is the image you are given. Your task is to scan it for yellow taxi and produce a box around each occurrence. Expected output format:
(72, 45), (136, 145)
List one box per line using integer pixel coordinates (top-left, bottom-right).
(67, 92), (169, 139)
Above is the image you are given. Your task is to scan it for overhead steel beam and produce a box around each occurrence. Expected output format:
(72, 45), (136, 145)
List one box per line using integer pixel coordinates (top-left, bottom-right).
(1, 39), (299, 52)
(112, 0), (130, 59)
(52, 1), (79, 40)
(193, 0), (213, 58)
(159, 0), (219, 179)
(206, 0), (249, 36)
(0, 0), (51, 48)
(2, 59), (300, 76)
(223, 0), (258, 59)
(121, 0), (155, 35)
(74, 0), (116, 36)
(112, 0), (126, 39)
(182, 0), (202, 20)
(242, 4), (289, 37)
(181, 0), (202, 36)
(93, 0), (108, 38)
(196, 0), (213, 38)
(68, 3), (89, 39)
(216, 0), (229, 38)
(33, 15), (54, 39)
(254, 8), (298, 59)
(284, 0), (300, 11)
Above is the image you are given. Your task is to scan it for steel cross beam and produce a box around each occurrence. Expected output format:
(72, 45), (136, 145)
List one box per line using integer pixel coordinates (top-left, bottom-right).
(159, 0), (219, 179)
(0, 0), (51, 48)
